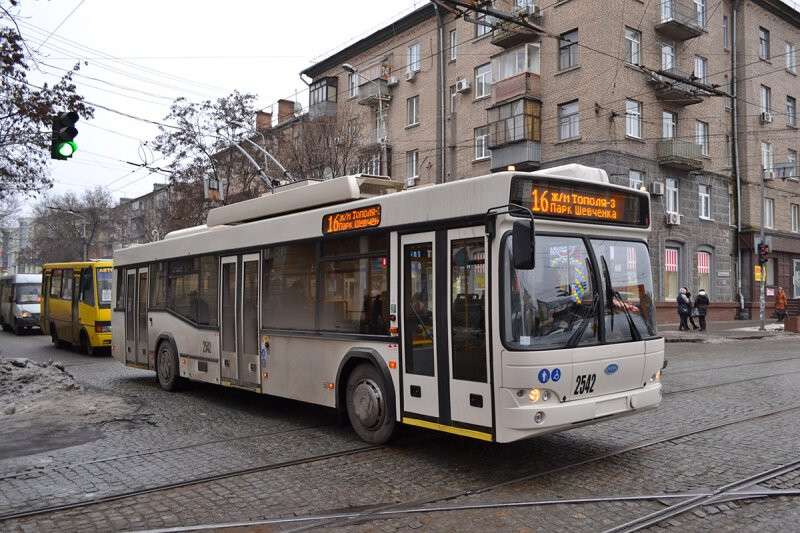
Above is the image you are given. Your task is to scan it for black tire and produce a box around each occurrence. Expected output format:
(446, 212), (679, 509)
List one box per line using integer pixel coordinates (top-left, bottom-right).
(345, 363), (396, 444)
(12, 319), (23, 336)
(50, 323), (60, 346)
(156, 340), (183, 391)
(79, 330), (95, 356)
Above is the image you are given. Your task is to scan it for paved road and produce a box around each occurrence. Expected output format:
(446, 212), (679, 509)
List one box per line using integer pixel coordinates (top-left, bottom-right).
(1, 329), (799, 532)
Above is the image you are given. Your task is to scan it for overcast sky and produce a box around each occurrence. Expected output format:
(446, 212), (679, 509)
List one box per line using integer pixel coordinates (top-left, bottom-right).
(15, 0), (423, 212)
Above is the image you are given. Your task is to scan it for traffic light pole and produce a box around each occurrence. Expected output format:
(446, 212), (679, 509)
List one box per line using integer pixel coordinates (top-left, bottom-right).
(759, 173), (766, 332)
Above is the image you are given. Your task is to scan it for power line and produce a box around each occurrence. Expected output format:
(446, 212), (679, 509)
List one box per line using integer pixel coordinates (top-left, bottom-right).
(35, 0), (85, 50)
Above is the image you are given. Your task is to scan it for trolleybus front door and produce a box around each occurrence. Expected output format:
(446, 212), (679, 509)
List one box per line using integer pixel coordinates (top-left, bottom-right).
(220, 254), (260, 388)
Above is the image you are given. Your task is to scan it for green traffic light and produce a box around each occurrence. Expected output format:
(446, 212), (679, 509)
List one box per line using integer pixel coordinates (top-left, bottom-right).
(57, 141), (77, 157)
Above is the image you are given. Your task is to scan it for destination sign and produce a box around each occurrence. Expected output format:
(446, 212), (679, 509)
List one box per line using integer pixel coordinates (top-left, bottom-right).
(510, 177), (649, 227)
(323, 205), (381, 234)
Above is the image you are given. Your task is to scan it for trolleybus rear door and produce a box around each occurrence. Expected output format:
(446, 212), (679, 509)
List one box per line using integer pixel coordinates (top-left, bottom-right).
(124, 268), (136, 364)
(238, 254), (260, 387)
(136, 267), (148, 365)
(220, 256), (238, 382)
(447, 227), (492, 429)
(400, 232), (439, 419)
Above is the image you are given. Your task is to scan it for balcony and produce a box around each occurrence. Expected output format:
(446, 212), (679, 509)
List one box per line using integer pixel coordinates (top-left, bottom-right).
(357, 78), (391, 107)
(308, 100), (337, 119)
(491, 72), (541, 105)
(655, 0), (704, 41)
(647, 69), (705, 106)
(772, 162), (799, 180)
(657, 139), (704, 170)
(491, 16), (543, 48)
(490, 141), (541, 172)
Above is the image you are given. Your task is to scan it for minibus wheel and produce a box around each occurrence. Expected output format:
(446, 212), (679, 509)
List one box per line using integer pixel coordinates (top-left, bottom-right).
(79, 330), (94, 356)
(345, 363), (396, 444)
(156, 340), (183, 391)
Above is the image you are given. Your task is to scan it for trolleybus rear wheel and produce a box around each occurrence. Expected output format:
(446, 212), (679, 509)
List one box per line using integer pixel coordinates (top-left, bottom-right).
(156, 340), (183, 391)
(345, 363), (396, 444)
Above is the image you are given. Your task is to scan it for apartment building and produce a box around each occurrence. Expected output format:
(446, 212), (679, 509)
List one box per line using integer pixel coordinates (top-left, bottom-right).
(0, 218), (38, 274)
(292, 0), (799, 319)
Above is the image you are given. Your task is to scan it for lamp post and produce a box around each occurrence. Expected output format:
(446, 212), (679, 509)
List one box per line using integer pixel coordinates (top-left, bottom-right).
(342, 63), (389, 177)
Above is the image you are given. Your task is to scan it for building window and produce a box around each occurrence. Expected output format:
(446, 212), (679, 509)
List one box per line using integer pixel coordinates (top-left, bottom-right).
(625, 99), (642, 138)
(624, 27), (641, 65)
(662, 111), (677, 138)
(348, 72), (359, 98)
(406, 95), (419, 126)
(699, 184), (711, 219)
(488, 98), (542, 146)
(666, 177), (679, 214)
(406, 150), (419, 183)
(493, 43), (540, 81)
(474, 63), (492, 98)
(694, 55), (708, 83)
(723, 15), (729, 49)
(764, 197), (775, 229)
(789, 149), (798, 178)
(787, 42), (798, 74)
(661, 42), (675, 70)
(787, 96), (797, 127)
(760, 85), (771, 113)
(629, 170), (644, 190)
(766, 257), (776, 286)
(558, 100), (580, 140)
(762, 142), (774, 172)
(408, 43), (421, 73)
(309, 77), (337, 106)
(759, 27), (770, 60)
(474, 126), (490, 160)
(695, 0), (706, 25)
(475, 8), (493, 37)
(792, 204), (800, 233)
(697, 251), (711, 293)
(558, 30), (579, 70)
(664, 247), (680, 300)
(449, 29), (458, 61)
(449, 84), (458, 113)
(696, 120), (709, 156)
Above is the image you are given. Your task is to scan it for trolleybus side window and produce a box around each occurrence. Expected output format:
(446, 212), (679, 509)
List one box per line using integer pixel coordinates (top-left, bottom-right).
(404, 242), (435, 376)
(451, 237), (487, 383)
(149, 262), (167, 309)
(503, 235), (599, 350)
(61, 269), (74, 301)
(50, 269), (62, 298)
(165, 256), (218, 326)
(262, 242), (317, 330)
(320, 234), (389, 335)
(80, 268), (94, 306)
(590, 239), (657, 340)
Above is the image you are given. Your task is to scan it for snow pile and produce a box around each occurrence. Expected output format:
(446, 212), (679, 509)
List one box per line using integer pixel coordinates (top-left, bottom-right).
(0, 359), (79, 413)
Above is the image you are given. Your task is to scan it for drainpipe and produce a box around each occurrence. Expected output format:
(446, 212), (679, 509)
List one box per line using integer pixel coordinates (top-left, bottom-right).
(434, 3), (446, 184)
(731, 0), (746, 318)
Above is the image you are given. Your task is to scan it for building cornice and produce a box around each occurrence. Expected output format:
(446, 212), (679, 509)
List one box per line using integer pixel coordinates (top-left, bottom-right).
(751, 0), (800, 29)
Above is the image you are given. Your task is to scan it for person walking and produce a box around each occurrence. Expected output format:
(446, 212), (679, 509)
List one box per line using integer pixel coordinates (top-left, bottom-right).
(686, 288), (700, 330)
(694, 289), (710, 331)
(775, 287), (788, 322)
(677, 287), (691, 331)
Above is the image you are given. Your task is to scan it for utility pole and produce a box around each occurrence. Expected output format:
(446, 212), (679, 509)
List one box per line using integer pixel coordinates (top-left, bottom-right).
(759, 172), (767, 331)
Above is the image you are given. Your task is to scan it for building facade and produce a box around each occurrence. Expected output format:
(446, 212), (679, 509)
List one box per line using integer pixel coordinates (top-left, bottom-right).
(292, 0), (799, 319)
(0, 218), (38, 274)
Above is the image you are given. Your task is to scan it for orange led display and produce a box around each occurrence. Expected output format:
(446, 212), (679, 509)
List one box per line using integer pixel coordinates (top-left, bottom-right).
(323, 205), (381, 234)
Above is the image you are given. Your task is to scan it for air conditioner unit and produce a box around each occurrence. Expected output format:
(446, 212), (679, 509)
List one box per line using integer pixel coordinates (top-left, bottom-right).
(405, 70), (417, 82)
(387, 76), (399, 87)
(763, 170), (776, 180)
(649, 181), (665, 196)
(665, 212), (681, 226)
(455, 78), (471, 93)
(760, 111), (774, 124)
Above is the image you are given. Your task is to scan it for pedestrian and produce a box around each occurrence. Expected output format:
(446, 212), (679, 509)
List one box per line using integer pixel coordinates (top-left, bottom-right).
(677, 287), (691, 331)
(694, 289), (710, 331)
(775, 286), (788, 322)
(686, 288), (700, 330)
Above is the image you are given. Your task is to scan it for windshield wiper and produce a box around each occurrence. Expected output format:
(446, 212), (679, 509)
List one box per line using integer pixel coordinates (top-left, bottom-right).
(567, 258), (599, 348)
(601, 256), (641, 342)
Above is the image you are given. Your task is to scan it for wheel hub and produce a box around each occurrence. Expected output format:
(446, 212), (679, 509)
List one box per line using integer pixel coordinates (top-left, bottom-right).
(158, 348), (172, 381)
(352, 379), (383, 429)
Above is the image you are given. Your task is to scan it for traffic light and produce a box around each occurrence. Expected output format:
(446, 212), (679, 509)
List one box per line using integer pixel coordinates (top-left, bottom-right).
(758, 242), (769, 264)
(51, 111), (79, 160)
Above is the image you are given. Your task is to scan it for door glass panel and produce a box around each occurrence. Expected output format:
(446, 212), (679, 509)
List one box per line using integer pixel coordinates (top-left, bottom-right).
(451, 238), (487, 383)
(137, 272), (148, 346)
(404, 243), (435, 376)
(221, 262), (236, 352)
(125, 273), (136, 347)
(242, 261), (258, 355)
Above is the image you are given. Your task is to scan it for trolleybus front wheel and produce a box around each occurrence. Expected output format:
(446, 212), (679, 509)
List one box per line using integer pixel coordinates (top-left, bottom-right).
(156, 340), (184, 392)
(345, 363), (396, 444)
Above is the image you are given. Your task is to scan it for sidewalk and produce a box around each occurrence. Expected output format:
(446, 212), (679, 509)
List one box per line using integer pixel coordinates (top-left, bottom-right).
(658, 319), (798, 343)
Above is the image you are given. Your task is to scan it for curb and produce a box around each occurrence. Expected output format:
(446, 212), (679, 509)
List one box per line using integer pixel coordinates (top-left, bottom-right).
(664, 333), (788, 343)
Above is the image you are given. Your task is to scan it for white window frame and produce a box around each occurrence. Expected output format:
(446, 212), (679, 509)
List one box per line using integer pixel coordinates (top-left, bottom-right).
(559, 30), (579, 71)
(625, 99), (642, 138)
(408, 43), (421, 73)
(758, 27), (770, 60)
(406, 95), (419, 127)
(558, 100), (580, 140)
(624, 27), (641, 65)
(789, 149), (798, 178)
(348, 72), (359, 99)
(449, 29), (458, 61)
(791, 203), (800, 233)
(696, 120), (709, 157)
(493, 43), (540, 82)
(787, 42), (797, 74)
(629, 170), (644, 190)
(787, 96), (797, 127)
(694, 55), (708, 83)
(449, 84), (458, 113)
(406, 150), (419, 183)
(760, 85), (771, 113)
(662, 111), (677, 139)
(694, 0), (706, 26)
(762, 142), (774, 172)
(661, 42), (676, 70)
(764, 197), (775, 229)
(666, 177), (679, 214)
(699, 184), (711, 220)
(475, 8), (493, 38)
(723, 15), (729, 49)
(474, 126), (490, 161)
(474, 63), (492, 99)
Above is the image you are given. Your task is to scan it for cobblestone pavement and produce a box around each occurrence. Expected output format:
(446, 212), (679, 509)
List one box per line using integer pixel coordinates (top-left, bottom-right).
(0, 330), (799, 532)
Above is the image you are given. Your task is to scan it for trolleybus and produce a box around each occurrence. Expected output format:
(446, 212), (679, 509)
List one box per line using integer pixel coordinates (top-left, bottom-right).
(112, 164), (663, 444)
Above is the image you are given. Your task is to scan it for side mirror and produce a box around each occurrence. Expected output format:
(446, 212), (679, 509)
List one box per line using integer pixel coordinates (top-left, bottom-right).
(512, 221), (536, 270)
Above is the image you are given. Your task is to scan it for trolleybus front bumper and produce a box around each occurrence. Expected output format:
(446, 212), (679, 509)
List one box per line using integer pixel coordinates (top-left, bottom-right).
(496, 383), (662, 443)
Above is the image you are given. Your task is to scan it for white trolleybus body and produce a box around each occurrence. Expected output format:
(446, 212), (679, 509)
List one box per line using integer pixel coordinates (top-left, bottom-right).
(112, 164), (663, 444)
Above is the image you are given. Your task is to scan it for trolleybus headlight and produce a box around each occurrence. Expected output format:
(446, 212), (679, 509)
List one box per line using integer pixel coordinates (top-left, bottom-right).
(650, 370), (661, 383)
(528, 388), (541, 402)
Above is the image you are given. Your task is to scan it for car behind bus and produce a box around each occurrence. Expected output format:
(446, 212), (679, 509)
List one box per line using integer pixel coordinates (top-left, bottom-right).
(41, 260), (113, 354)
(0, 274), (42, 335)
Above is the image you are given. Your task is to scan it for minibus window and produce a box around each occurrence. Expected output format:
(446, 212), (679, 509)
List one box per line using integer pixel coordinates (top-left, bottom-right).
(80, 269), (94, 306)
(97, 269), (113, 308)
(50, 270), (63, 298)
(15, 284), (41, 304)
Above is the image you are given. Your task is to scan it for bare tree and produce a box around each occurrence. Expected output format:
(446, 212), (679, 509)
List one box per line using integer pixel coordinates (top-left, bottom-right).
(0, 1), (93, 199)
(0, 196), (20, 227)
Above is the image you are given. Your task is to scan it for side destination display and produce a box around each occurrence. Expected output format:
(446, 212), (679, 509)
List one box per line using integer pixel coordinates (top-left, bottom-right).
(323, 205), (382, 234)
(509, 177), (650, 227)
